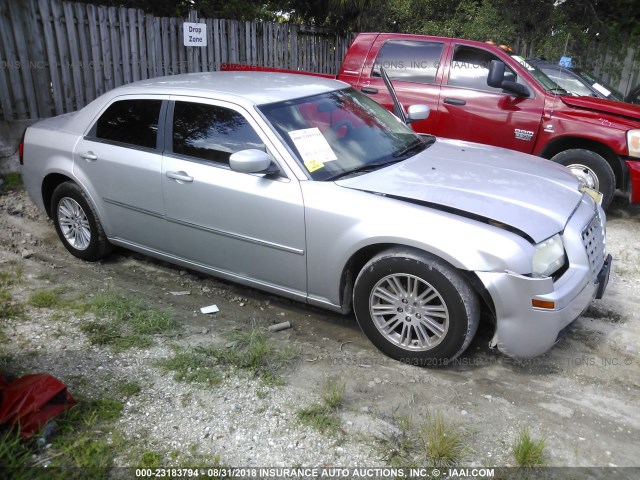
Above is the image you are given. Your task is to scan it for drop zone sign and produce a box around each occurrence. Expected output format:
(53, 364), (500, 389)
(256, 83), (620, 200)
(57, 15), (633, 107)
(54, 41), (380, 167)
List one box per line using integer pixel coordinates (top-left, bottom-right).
(184, 22), (207, 46)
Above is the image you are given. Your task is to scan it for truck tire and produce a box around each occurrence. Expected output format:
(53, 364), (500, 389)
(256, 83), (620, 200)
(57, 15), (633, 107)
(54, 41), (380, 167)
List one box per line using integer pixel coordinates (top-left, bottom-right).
(551, 149), (615, 209)
(51, 182), (112, 261)
(353, 247), (480, 366)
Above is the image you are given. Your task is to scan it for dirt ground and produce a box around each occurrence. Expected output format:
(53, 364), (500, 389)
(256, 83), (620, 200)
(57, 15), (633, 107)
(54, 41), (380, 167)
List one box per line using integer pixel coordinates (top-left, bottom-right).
(1, 186), (639, 472)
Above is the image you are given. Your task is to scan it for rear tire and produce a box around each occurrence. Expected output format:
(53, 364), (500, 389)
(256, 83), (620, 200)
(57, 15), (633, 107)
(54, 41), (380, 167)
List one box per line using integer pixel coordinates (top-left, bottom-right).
(51, 182), (111, 261)
(551, 149), (615, 209)
(353, 247), (480, 366)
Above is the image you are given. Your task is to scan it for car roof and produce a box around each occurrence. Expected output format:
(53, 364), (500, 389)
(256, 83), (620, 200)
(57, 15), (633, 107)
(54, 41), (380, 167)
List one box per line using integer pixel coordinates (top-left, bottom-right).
(115, 71), (348, 105)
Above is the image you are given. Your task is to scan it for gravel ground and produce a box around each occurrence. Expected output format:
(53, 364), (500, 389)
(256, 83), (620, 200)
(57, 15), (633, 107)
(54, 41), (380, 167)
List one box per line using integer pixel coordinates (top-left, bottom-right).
(1, 187), (639, 472)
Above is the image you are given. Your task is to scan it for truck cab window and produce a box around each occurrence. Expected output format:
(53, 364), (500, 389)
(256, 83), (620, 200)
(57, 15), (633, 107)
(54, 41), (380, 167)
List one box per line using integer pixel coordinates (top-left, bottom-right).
(373, 40), (444, 85)
(449, 45), (517, 93)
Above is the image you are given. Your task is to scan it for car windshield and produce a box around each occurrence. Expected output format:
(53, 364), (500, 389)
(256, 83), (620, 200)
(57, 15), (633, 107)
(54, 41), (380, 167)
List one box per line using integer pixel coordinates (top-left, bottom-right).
(258, 88), (427, 181)
(511, 56), (568, 94)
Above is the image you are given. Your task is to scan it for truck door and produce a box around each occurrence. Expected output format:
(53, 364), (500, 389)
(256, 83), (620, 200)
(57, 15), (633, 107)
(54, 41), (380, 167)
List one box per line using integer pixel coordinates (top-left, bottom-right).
(435, 44), (544, 153)
(356, 36), (449, 134)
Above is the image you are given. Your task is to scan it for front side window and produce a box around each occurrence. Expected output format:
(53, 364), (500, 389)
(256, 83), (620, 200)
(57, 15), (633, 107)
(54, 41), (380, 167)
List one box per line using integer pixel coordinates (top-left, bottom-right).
(94, 99), (162, 149)
(449, 46), (517, 93)
(373, 40), (444, 85)
(172, 102), (264, 164)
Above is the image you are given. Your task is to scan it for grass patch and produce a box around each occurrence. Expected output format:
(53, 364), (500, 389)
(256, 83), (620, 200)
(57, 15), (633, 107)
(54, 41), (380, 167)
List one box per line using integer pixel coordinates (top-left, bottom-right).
(78, 290), (177, 351)
(1, 287), (23, 320)
(297, 403), (342, 434)
(138, 450), (163, 468)
(419, 411), (466, 467)
(1, 172), (23, 190)
(29, 288), (65, 308)
(0, 429), (33, 469)
(156, 348), (222, 386)
(378, 410), (467, 467)
(0, 269), (25, 320)
(512, 427), (546, 467)
(0, 396), (124, 473)
(117, 381), (142, 397)
(379, 414), (416, 468)
(198, 327), (298, 384)
(297, 377), (346, 435)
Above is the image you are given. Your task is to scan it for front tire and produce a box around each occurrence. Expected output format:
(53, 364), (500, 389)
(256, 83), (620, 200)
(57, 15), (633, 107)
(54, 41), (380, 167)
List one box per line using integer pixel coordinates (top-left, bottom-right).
(551, 149), (615, 209)
(51, 182), (112, 261)
(353, 247), (480, 365)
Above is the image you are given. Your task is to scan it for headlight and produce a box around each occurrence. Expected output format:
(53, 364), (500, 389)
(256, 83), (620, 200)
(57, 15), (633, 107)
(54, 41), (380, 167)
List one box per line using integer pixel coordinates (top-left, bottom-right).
(579, 185), (603, 205)
(628, 129), (640, 158)
(532, 234), (566, 278)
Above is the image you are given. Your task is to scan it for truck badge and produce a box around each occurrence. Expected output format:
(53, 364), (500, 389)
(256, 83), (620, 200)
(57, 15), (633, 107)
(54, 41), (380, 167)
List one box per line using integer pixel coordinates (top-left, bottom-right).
(514, 129), (534, 141)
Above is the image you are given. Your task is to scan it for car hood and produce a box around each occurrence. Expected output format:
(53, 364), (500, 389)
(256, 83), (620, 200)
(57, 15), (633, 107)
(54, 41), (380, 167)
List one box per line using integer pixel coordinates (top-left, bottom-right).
(560, 95), (640, 121)
(336, 139), (583, 244)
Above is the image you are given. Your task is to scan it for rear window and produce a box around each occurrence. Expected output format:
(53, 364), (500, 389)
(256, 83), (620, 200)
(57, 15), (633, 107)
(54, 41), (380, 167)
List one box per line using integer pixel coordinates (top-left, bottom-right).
(94, 99), (162, 149)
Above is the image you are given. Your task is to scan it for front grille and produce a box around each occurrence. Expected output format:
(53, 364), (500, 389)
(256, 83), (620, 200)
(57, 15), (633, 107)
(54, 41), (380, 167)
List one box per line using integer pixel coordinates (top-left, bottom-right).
(581, 211), (606, 281)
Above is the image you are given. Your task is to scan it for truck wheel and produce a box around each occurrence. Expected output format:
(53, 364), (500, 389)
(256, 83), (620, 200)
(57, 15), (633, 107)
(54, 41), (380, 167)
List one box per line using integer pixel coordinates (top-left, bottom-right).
(551, 149), (615, 209)
(51, 182), (112, 261)
(353, 247), (480, 366)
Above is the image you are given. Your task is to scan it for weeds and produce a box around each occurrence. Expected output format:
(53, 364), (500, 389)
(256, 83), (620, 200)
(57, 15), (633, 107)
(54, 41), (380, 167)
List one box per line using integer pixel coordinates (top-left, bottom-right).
(117, 381), (142, 397)
(1, 172), (23, 190)
(1, 287), (23, 319)
(379, 414), (416, 467)
(512, 427), (546, 467)
(199, 327), (298, 384)
(0, 269), (24, 319)
(0, 429), (33, 468)
(138, 450), (163, 468)
(297, 377), (346, 435)
(0, 396), (124, 474)
(156, 348), (222, 386)
(78, 290), (177, 351)
(378, 410), (467, 467)
(419, 411), (466, 467)
(29, 288), (65, 308)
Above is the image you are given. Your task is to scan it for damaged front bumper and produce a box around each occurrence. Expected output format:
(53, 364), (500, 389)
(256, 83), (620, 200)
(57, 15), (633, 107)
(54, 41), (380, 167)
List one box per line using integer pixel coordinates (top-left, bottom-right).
(476, 198), (610, 358)
(476, 254), (611, 358)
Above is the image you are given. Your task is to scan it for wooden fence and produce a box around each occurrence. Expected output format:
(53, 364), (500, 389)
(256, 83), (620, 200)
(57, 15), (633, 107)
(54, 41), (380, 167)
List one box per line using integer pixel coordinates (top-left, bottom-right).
(0, 0), (353, 121)
(1, 0), (638, 122)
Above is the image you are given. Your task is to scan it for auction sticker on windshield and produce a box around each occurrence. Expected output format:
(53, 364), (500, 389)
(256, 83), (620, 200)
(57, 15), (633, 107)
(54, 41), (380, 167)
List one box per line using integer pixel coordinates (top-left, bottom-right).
(288, 128), (337, 172)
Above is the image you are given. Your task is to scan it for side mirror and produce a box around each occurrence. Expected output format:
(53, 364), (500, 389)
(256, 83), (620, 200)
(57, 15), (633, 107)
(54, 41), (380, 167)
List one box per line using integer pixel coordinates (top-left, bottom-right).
(487, 60), (530, 97)
(229, 149), (279, 175)
(407, 105), (430, 123)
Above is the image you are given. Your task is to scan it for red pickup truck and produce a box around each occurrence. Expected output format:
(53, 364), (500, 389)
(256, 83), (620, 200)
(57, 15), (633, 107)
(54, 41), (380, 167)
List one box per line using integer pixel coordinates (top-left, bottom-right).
(227, 33), (640, 208)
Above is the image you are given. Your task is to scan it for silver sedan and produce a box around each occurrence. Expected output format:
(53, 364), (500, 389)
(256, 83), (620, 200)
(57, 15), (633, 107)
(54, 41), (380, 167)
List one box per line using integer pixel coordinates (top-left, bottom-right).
(21, 72), (611, 365)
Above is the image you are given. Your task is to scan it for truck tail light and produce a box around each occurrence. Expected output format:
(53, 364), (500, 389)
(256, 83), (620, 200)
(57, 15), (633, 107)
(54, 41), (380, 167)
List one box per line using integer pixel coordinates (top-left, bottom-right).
(18, 130), (25, 165)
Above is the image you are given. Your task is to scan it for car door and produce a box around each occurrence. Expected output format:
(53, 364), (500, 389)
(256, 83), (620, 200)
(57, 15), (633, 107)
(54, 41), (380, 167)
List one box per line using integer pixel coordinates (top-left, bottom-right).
(356, 37), (449, 134)
(436, 44), (544, 153)
(73, 96), (169, 248)
(162, 97), (307, 296)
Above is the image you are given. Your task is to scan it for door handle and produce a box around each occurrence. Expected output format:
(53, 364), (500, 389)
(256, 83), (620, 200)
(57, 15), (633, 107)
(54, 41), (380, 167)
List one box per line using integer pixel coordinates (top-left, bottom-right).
(360, 86), (379, 94)
(166, 171), (193, 183)
(80, 151), (97, 161)
(444, 97), (466, 106)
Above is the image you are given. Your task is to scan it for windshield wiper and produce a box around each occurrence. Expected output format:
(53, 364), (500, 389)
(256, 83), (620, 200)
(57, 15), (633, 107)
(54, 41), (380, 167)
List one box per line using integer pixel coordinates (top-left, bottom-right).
(326, 159), (405, 181)
(392, 135), (435, 158)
